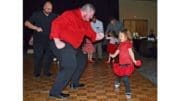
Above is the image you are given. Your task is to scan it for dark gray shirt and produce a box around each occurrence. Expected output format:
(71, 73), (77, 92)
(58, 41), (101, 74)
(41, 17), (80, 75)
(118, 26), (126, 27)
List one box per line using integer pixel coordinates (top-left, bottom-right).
(105, 21), (123, 35)
(29, 11), (57, 35)
(28, 11), (57, 43)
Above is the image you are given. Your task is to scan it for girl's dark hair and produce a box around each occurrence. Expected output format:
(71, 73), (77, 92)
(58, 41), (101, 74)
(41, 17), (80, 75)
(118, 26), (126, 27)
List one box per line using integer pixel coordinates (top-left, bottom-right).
(111, 31), (118, 38)
(120, 29), (132, 41)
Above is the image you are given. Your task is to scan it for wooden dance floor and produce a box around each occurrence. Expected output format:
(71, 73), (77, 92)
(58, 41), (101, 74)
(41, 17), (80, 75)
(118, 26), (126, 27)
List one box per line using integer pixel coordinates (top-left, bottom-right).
(24, 55), (157, 101)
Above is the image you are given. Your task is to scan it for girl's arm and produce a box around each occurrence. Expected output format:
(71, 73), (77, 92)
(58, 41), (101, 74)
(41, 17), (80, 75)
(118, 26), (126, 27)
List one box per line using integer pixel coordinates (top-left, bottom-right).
(128, 48), (136, 64)
(110, 50), (120, 58)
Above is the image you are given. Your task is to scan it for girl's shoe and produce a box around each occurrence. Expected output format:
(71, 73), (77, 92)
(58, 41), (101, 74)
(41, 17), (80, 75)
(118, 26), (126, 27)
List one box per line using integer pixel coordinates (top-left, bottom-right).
(88, 60), (95, 63)
(114, 82), (120, 89)
(114, 82), (120, 93)
(125, 92), (132, 99)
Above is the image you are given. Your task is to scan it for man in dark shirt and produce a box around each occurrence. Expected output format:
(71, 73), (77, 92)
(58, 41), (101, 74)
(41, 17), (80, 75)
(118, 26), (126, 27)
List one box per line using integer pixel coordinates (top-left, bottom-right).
(24, 1), (57, 77)
(49, 3), (104, 99)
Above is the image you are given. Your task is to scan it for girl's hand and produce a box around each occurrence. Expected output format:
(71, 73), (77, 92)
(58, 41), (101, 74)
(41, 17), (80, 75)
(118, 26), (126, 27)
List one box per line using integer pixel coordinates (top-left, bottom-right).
(110, 50), (119, 58)
(134, 60), (142, 67)
(110, 54), (115, 58)
(133, 60), (137, 64)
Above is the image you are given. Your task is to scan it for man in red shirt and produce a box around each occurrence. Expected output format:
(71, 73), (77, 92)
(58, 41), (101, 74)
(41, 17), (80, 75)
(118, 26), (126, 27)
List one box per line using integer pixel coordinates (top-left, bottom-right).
(49, 4), (104, 99)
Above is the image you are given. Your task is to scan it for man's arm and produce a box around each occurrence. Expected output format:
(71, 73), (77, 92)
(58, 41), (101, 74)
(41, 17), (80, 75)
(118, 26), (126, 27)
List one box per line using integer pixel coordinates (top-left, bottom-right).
(24, 12), (43, 32)
(86, 23), (104, 42)
(24, 21), (43, 32)
(95, 32), (104, 41)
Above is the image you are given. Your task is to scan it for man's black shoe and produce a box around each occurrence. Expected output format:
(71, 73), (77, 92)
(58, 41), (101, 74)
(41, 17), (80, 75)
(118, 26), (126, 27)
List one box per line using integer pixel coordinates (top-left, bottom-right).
(98, 58), (103, 61)
(34, 74), (40, 78)
(70, 83), (85, 89)
(49, 93), (70, 99)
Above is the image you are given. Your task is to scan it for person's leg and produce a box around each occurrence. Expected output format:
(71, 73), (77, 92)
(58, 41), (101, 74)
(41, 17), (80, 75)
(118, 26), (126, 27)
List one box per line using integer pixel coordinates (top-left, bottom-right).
(70, 49), (87, 87)
(87, 52), (90, 61)
(122, 76), (131, 93)
(97, 42), (103, 59)
(43, 43), (53, 76)
(122, 76), (131, 99)
(106, 54), (111, 63)
(93, 44), (97, 59)
(33, 43), (44, 77)
(49, 41), (77, 96)
(114, 76), (121, 88)
(89, 52), (94, 62)
(89, 52), (91, 61)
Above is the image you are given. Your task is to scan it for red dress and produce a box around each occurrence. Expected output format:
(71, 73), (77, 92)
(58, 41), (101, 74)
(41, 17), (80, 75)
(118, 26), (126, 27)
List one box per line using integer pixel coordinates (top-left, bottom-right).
(107, 43), (118, 54)
(82, 39), (95, 53)
(113, 41), (134, 76)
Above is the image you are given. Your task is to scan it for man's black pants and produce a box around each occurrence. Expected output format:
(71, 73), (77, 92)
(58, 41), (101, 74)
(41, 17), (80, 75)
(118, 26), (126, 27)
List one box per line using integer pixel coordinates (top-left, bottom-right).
(49, 41), (87, 95)
(33, 41), (53, 75)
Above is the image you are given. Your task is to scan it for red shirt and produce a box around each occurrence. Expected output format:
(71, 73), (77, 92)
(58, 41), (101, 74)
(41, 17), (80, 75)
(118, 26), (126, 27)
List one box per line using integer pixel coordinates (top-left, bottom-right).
(50, 8), (96, 48)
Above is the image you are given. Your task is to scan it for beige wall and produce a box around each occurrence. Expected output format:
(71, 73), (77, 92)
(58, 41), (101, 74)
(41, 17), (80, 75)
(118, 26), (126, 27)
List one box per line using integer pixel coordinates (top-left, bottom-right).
(119, 0), (157, 34)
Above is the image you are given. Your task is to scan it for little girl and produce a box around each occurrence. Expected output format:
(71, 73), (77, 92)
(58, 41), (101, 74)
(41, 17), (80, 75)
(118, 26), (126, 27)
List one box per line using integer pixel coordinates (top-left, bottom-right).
(82, 38), (95, 63)
(106, 31), (119, 63)
(110, 29), (139, 99)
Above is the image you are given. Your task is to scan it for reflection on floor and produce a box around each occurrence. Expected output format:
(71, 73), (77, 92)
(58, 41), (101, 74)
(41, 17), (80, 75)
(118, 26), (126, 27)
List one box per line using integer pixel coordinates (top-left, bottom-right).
(24, 55), (157, 101)
(137, 56), (157, 85)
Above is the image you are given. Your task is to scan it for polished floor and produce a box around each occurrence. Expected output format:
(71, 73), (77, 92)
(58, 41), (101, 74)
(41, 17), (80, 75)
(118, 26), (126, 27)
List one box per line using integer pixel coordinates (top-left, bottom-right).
(23, 55), (157, 101)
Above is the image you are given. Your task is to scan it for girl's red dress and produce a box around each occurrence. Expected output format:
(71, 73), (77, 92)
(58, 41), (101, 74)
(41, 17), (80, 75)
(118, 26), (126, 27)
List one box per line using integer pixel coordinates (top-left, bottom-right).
(113, 41), (134, 76)
(82, 39), (95, 53)
(107, 43), (118, 54)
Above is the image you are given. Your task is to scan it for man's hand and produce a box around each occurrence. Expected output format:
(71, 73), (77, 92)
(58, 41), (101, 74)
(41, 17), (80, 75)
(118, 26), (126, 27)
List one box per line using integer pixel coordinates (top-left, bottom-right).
(54, 38), (65, 49)
(35, 27), (43, 32)
(96, 32), (104, 40)
(24, 21), (43, 32)
(29, 36), (33, 46)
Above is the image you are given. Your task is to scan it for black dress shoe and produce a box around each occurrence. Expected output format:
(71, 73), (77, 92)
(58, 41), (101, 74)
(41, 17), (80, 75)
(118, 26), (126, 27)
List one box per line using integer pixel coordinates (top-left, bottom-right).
(98, 58), (103, 61)
(49, 93), (70, 99)
(70, 83), (85, 89)
(34, 74), (40, 78)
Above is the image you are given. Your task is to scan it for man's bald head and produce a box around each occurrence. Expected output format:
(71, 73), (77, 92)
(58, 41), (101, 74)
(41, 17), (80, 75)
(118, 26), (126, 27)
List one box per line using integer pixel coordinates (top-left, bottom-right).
(43, 1), (53, 15)
(80, 3), (95, 21)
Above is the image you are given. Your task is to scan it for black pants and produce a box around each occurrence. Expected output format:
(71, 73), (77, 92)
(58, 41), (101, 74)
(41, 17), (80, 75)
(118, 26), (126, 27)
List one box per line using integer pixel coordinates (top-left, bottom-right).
(50, 41), (87, 95)
(33, 41), (53, 75)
